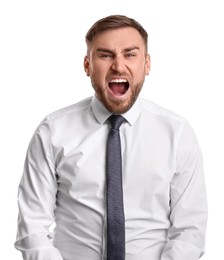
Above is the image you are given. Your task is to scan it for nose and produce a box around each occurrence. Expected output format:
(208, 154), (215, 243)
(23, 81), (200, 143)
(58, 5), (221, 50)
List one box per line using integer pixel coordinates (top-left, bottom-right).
(110, 57), (126, 73)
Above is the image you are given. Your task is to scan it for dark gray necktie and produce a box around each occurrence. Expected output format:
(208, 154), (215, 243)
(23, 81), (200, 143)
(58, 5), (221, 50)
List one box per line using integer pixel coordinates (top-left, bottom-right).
(106, 115), (126, 260)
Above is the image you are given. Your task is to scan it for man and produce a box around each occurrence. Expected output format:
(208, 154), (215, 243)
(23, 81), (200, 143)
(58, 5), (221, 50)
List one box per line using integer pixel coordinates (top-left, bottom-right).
(15, 15), (207, 260)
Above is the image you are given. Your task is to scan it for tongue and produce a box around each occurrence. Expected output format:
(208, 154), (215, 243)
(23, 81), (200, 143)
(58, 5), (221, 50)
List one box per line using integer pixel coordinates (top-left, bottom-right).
(110, 83), (127, 95)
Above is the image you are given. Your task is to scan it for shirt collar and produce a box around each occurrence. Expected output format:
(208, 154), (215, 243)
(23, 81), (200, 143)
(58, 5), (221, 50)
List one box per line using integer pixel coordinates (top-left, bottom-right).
(91, 94), (142, 126)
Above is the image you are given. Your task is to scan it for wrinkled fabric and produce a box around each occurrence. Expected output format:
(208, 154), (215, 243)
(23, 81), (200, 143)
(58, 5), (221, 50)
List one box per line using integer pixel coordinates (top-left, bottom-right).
(15, 95), (207, 260)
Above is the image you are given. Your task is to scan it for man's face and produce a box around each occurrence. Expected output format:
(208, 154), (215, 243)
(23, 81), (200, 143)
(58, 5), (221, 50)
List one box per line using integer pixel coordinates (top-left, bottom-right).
(84, 27), (151, 114)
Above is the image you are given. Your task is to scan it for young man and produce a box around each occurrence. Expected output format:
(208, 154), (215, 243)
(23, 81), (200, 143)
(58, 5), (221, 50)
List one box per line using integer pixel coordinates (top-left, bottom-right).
(15, 15), (207, 260)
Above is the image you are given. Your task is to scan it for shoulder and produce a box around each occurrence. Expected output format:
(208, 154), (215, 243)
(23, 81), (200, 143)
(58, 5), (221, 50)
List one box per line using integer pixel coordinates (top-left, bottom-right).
(139, 98), (200, 151)
(44, 96), (93, 122)
(140, 98), (186, 124)
(139, 98), (198, 141)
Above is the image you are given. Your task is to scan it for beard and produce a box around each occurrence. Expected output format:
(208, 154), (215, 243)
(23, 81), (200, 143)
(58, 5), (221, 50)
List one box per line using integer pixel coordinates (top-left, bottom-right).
(91, 79), (144, 114)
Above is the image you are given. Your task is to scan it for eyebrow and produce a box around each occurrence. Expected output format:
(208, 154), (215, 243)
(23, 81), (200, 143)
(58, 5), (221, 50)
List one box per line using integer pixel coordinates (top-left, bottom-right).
(96, 46), (140, 54)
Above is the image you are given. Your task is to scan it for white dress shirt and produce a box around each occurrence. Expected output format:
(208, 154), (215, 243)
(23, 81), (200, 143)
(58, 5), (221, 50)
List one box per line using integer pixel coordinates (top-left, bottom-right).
(15, 95), (207, 260)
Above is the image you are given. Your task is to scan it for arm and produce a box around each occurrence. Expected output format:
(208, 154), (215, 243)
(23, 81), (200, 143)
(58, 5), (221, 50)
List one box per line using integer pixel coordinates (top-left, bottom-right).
(161, 122), (208, 260)
(14, 119), (64, 260)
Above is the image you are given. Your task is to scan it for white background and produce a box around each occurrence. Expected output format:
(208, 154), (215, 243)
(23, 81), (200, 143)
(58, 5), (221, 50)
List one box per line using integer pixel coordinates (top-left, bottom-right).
(0, 0), (223, 258)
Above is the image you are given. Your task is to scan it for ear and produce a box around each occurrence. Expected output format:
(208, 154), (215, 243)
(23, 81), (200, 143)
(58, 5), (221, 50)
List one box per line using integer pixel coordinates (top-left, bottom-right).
(145, 54), (151, 76)
(83, 56), (90, 76)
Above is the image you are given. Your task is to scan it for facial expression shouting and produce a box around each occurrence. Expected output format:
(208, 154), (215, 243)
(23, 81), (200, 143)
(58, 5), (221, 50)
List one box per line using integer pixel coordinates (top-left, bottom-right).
(84, 27), (151, 114)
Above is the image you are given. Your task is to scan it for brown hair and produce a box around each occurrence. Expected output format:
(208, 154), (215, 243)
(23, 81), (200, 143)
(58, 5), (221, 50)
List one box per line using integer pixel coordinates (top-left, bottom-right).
(85, 14), (148, 53)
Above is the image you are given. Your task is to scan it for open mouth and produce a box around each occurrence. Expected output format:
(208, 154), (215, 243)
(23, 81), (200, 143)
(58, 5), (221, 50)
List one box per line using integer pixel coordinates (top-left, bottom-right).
(108, 79), (129, 96)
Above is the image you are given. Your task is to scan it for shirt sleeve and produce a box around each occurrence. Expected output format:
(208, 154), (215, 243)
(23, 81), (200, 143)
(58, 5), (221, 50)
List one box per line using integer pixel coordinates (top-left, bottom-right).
(14, 119), (64, 260)
(160, 121), (208, 260)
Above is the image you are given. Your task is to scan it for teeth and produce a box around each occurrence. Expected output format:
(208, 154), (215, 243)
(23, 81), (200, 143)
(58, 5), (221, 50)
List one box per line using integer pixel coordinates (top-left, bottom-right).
(110, 79), (127, 83)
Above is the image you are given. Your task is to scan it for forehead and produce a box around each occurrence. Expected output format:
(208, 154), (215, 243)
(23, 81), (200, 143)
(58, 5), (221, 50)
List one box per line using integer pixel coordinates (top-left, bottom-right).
(90, 27), (145, 51)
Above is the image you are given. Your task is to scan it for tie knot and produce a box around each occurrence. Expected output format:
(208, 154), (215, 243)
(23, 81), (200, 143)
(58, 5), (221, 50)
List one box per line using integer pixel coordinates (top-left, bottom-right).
(108, 115), (126, 130)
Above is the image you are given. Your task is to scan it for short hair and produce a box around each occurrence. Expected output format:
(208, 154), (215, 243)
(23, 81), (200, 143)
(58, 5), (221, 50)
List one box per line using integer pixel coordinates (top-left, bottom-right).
(85, 14), (148, 53)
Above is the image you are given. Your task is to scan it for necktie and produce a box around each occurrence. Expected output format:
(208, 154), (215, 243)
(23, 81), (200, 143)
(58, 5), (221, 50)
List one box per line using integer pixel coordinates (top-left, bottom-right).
(106, 115), (126, 260)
